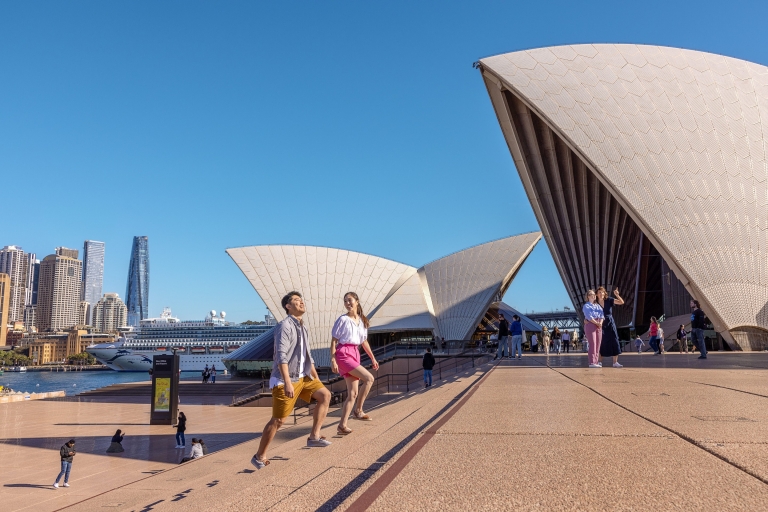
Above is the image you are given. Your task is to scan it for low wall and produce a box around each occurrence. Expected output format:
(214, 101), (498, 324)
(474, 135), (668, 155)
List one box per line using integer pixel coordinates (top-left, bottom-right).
(0, 391), (66, 403)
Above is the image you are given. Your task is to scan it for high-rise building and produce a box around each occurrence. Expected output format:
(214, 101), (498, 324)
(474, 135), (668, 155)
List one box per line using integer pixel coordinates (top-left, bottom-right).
(0, 246), (29, 322)
(24, 304), (36, 333)
(37, 253), (83, 332)
(79, 301), (90, 326)
(24, 253), (39, 306)
(125, 236), (149, 327)
(82, 240), (105, 324)
(93, 293), (128, 333)
(0, 273), (10, 346)
(55, 247), (79, 259)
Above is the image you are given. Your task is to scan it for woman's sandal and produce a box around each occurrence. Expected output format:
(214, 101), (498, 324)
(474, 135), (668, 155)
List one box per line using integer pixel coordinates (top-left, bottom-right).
(337, 426), (353, 435)
(352, 410), (372, 421)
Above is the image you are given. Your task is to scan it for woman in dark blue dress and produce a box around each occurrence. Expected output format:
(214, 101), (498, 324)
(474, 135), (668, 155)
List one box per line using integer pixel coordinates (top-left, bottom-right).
(598, 287), (625, 368)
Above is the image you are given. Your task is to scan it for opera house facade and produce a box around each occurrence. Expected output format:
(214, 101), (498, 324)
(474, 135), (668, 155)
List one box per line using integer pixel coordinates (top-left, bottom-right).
(226, 233), (540, 365)
(478, 44), (768, 350)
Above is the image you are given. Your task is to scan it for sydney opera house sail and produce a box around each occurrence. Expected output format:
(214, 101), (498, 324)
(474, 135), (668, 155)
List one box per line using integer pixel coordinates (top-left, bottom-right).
(226, 233), (540, 365)
(479, 44), (768, 350)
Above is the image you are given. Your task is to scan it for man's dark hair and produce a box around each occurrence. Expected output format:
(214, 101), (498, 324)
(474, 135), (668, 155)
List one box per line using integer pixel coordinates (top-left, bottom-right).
(426, 347), (432, 353)
(68, 439), (76, 445)
(498, 313), (504, 318)
(281, 291), (302, 313)
(513, 315), (520, 321)
(692, 300), (700, 309)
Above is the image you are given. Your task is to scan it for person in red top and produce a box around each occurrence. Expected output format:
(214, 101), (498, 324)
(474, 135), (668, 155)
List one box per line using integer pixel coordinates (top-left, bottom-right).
(649, 317), (662, 355)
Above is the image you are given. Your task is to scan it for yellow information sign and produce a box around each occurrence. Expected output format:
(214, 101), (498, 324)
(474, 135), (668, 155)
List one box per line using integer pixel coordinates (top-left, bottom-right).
(154, 377), (171, 411)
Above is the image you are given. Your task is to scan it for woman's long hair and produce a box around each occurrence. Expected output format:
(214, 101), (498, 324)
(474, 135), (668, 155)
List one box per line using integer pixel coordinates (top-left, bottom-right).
(344, 291), (369, 329)
(650, 316), (658, 325)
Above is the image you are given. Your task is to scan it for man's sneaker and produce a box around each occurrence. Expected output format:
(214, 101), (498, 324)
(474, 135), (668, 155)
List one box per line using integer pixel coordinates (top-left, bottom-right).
(597, 362), (602, 367)
(698, 356), (707, 359)
(63, 483), (70, 487)
(612, 362), (623, 368)
(589, 364), (600, 368)
(53, 483), (59, 489)
(307, 437), (332, 448)
(250, 455), (267, 470)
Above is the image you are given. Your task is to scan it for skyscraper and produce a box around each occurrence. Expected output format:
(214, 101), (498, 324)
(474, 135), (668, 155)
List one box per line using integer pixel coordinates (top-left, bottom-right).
(37, 252), (83, 332)
(0, 274), (10, 346)
(24, 253), (39, 306)
(125, 236), (149, 327)
(0, 246), (28, 322)
(93, 293), (128, 333)
(82, 240), (105, 323)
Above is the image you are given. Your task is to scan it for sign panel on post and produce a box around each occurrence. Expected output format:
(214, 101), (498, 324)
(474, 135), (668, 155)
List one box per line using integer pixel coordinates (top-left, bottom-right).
(150, 354), (179, 425)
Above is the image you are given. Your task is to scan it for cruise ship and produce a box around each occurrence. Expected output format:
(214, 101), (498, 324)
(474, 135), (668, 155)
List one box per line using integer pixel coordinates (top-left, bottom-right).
(86, 308), (275, 372)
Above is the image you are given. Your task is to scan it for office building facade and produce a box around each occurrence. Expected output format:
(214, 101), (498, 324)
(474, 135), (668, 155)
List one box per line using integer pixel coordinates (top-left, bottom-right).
(0, 273), (10, 346)
(25, 253), (39, 306)
(82, 240), (105, 324)
(93, 293), (128, 333)
(37, 253), (83, 332)
(125, 236), (149, 327)
(0, 245), (29, 322)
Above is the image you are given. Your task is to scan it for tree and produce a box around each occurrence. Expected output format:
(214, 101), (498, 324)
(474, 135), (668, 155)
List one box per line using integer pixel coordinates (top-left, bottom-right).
(67, 352), (96, 366)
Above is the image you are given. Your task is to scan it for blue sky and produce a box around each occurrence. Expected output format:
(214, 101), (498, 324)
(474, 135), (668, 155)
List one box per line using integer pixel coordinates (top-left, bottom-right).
(2, 1), (766, 322)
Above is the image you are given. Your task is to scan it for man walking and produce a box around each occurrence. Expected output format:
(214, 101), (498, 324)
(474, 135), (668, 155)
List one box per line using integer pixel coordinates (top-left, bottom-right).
(251, 291), (332, 469)
(422, 347), (436, 387)
(510, 315), (523, 359)
(494, 314), (510, 360)
(562, 330), (570, 353)
(691, 300), (708, 360)
(53, 439), (76, 488)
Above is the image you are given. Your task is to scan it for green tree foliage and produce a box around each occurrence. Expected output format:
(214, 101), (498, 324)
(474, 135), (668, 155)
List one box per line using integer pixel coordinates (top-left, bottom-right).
(0, 350), (32, 366)
(67, 352), (96, 366)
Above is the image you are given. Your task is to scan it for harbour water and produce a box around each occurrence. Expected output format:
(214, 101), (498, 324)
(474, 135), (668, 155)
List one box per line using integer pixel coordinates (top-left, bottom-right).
(0, 371), (202, 396)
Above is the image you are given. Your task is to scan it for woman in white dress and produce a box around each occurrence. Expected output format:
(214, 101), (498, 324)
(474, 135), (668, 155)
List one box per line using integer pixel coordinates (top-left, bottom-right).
(330, 292), (379, 435)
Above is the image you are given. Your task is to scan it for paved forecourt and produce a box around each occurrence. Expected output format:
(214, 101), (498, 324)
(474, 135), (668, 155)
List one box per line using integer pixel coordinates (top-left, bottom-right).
(3, 353), (768, 511)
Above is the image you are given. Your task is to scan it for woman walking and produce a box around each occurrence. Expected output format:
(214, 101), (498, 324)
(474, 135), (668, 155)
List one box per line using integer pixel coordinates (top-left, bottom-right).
(597, 287), (625, 368)
(583, 290), (604, 368)
(330, 292), (379, 436)
(649, 317), (661, 355)
(677, 325), (688, 353)
(106, 429), (125, 453)
(552, 327), (562, 354)
(542, 326), (550, 355)
(175, 411), (187, 448)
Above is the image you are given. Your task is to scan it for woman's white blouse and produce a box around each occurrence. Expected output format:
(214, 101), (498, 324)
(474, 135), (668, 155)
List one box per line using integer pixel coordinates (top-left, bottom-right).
(332, 315), (367, 346)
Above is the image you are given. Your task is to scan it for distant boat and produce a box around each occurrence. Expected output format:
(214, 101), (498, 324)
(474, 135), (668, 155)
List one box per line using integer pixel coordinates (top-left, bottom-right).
(9, 366), (27, 372)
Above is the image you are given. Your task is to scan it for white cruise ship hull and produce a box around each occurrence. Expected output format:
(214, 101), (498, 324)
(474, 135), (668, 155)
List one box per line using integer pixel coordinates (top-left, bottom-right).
(87, 345), (231, 372)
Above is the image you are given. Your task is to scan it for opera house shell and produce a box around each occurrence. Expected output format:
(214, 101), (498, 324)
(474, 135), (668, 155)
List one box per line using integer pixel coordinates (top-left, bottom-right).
(478, 44), (768, 350)
(226, 233), (540, 365)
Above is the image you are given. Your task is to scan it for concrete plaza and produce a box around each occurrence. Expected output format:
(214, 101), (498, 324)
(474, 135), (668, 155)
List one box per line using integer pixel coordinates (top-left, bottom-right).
(2, 353), (768, 511)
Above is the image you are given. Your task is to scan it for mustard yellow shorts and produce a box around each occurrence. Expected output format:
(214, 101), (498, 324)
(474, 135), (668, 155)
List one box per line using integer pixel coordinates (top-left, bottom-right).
(272, 376), (326, 419)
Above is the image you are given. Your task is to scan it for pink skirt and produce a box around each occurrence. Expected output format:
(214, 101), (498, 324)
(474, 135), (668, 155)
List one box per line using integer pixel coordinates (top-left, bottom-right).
(336, 343), (361, 379)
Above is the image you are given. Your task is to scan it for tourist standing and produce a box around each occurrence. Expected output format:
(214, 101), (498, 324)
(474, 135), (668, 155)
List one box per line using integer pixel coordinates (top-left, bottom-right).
(53, 439), (76, 488)
(106, 429), (125, 453)
(531, 333), (538, 353)
(495, 314), (510, 360)
(210, 365), (217, 384)
(690, 300), (708, 359)
(251, 291), (332, 470)
(582, 290), (604, 368)
(562, 330), (570, 353)
(597, 287), (625, 368)
(648, 317), (661, 355)
(510, 315), (523, 359)
(677, 325), (688, 353)
(331, 292), (379, 436)
(541, 326), (550, 355)
(175, 411), (187, 448)
(552, 327), (562, 354)
(422, 347), (435, 388)
(202, 365), (209, 384)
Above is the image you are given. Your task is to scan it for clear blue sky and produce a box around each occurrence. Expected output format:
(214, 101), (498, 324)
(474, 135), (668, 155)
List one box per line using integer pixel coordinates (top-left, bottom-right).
(2, 1), (766, 322)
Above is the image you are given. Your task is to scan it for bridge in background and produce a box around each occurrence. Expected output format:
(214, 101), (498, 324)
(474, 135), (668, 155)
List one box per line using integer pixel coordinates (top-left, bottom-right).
(526, 310), (580, 330)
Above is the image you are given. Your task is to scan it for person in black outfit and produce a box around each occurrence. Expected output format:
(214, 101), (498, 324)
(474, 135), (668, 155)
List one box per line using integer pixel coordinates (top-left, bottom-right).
(598, 286), (625, 368)
(494, 314), (510, 360)
(53, 439), (76, 488)
(175, 412), (187, 448)
(106, 429), (125, 453)
(422, 347), (436, 388)
(690, 300), (708, 359)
